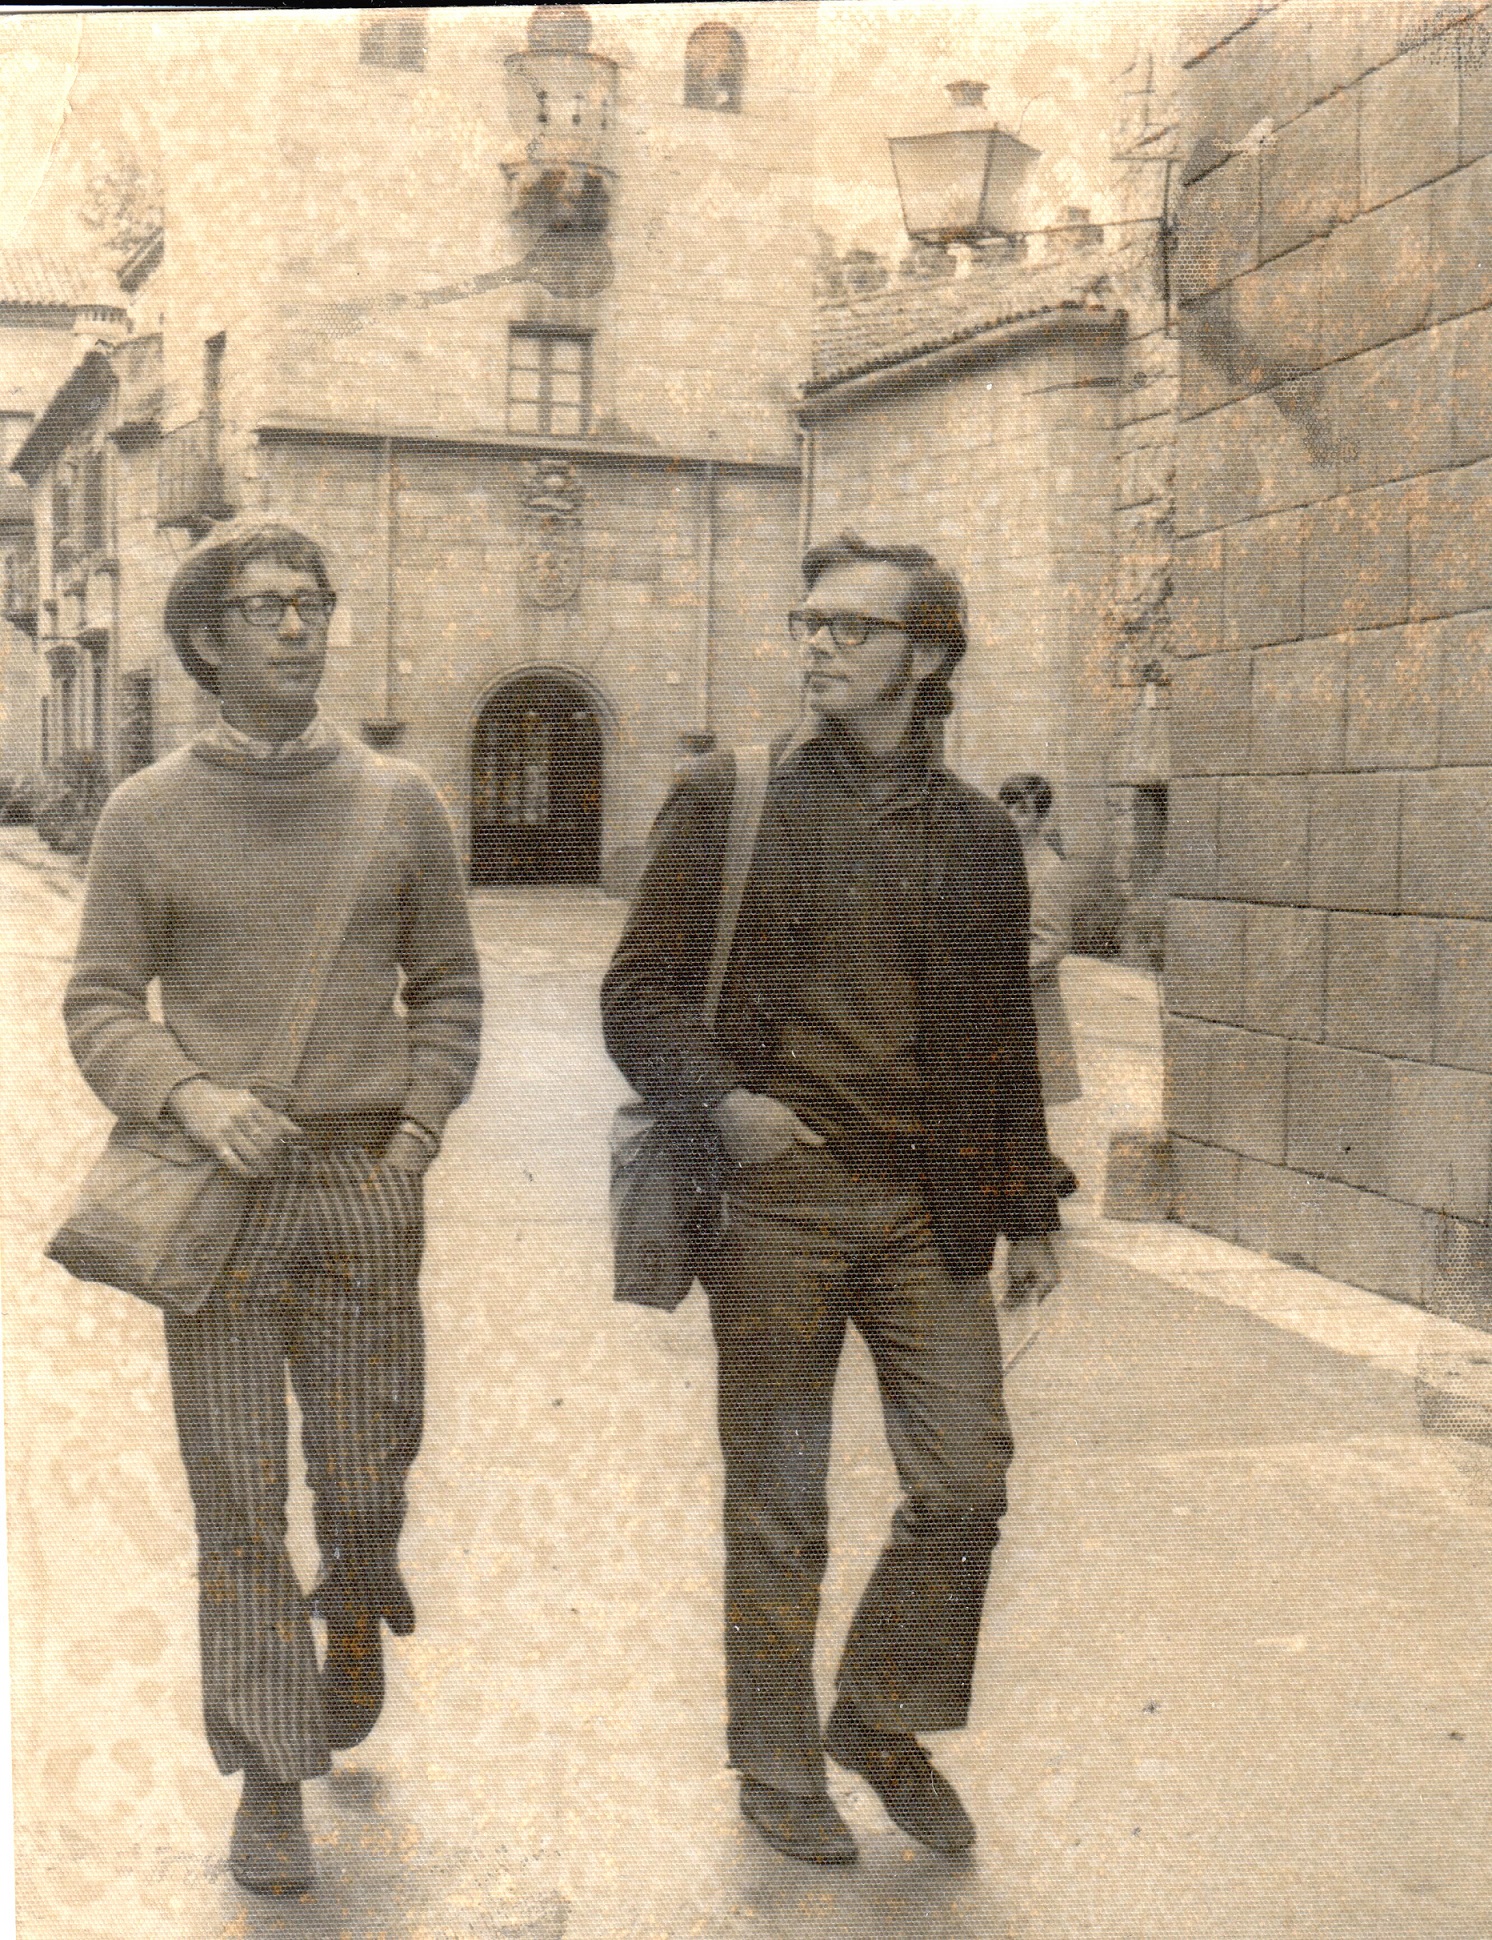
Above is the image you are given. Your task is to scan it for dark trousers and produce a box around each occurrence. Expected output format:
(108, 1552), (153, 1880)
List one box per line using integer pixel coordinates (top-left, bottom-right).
(707, 1145), (1013, 1797)
(163, 1142), (425, 1782)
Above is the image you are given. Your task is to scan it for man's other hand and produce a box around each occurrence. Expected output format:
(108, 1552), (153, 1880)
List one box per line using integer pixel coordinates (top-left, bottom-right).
(167, 1077), (300, 1179)
(1006, 1235), (1061, 1306)
(711, 1088), (826, 1166)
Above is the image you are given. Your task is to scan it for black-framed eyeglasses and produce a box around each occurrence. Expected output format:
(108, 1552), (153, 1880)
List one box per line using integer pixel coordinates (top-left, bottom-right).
(787, 607), (909, 651)
(221, 590), (338, 629)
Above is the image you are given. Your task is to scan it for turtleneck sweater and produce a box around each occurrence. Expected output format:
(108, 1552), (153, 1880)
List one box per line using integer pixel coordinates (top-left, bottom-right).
(762, 722), (930, 1174)
(65, 728), (482, 1137)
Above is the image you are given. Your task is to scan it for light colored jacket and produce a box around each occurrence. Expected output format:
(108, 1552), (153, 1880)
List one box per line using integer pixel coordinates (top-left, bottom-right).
(1025, 840), (1081, 1105)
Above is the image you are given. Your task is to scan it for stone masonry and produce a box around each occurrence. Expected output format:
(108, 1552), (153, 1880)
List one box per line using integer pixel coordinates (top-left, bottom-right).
(804, 246), (1126, 865)
(1168, 0), (1492, 1304)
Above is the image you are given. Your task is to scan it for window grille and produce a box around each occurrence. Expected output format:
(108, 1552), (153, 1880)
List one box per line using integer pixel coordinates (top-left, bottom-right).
(90, 647), (107, 755)
(81, 450), (106, 555)
(507, 331), (590, 438)
(52, 476), (72, 563)
(123, 669), (155, 774)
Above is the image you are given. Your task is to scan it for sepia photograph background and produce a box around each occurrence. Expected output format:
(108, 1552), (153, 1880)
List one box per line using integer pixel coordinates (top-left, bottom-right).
(4, 2), (1492, 1934)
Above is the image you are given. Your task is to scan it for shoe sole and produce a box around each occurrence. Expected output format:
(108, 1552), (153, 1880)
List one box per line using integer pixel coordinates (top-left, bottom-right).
(739, 1800), (858, 1866)
(231, 1803), (315, 1894)
(230, 1838), (315, 1897)
(824, 1734), (975, 1857)
(231, 1864), (314, 1897)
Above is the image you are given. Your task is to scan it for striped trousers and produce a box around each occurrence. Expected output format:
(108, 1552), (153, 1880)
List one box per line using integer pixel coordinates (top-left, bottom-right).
(163, 1140), (425, 1782)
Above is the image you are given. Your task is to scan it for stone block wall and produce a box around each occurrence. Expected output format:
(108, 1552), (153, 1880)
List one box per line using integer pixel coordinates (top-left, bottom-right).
(1168, 0), (1492, 1303)
(805, 315), (1124, 856)
(140, 8), (815, 473)
(1105, 39), (1187, 962)
(259, 434), (801, 887)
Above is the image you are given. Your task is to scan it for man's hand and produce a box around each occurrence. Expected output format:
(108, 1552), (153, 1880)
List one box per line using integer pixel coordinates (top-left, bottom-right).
(1006, 1235), (1061, 1306)
(168, 1078), (300, 1179)
(711, 1088), (826, 1166)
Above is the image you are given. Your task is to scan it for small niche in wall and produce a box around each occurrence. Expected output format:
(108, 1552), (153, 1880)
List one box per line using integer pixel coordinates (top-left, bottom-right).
(684, 22), (745, 113)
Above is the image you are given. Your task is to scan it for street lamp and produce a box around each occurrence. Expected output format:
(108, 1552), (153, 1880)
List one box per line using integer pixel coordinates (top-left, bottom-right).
(888, 81), (1040, 243)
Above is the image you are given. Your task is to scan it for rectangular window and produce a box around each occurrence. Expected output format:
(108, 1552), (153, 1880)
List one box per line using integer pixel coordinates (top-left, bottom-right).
(52, 476), (72, 563)
(90, 649), (107, 756)
(82, 450), (107, 555)
(359, 9), (426, 70)
(1132, 783), (1169, 886)
(507, 330), (591, 437)
(123, 669), (154, 773)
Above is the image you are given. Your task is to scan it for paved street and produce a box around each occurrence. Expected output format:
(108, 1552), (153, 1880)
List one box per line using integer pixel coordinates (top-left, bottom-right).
(5, 832), (1492, 1939)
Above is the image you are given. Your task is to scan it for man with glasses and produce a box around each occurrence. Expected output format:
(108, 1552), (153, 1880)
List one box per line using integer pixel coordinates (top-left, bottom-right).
(63, 518), (482, 1895)
(602, 532), (1060, 1866)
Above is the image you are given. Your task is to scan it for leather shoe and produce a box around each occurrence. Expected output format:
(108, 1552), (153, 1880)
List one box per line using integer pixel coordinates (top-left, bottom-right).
(824, 1700), (975, 1855)
(230, 1762), (314, 1896)
(321, 1605), (385, 1751)
(739, 1778), (858, 1865)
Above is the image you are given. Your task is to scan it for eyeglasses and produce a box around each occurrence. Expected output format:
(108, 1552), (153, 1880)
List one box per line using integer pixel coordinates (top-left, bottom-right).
(221, 590), (338, 629)
(788, 608), (909, 651)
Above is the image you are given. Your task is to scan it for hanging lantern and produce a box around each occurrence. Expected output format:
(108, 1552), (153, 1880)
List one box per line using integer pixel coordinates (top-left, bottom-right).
(888, 81), (1040, 243)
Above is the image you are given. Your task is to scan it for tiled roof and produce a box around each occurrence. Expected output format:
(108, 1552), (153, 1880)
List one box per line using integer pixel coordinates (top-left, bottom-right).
(0, 247), (122, 311)
(809, 250), (1117, 392)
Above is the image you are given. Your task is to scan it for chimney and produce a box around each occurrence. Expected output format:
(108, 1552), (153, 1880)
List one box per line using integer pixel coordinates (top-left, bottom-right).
(1056, 205), (1104, 254)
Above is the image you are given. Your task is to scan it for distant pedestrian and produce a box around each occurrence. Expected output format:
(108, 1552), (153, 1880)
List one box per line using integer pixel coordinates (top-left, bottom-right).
(602, 532), (1060, 1867)
(61, 519), (482, 1896)
(997, 773), (1082, 1200)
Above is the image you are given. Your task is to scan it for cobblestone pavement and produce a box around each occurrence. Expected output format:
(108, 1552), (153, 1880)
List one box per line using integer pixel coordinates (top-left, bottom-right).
(4, 836), (1492, 1938)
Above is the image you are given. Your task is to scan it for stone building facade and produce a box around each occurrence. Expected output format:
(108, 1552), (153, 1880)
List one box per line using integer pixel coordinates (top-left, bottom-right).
(803, 251), (1126, 859)
(1167, 0), (1492, 1303)
(0, 251), (127, 787)
(803, 186), (1179, 954)
(8, 5), (815, 887)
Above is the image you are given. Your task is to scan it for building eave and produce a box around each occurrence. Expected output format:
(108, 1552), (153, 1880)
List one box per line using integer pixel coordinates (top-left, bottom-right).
(254, 417), (799, 476)
(0, 245), (122, 311)
(797, 303), (1124, 422)
(117, 227), (165, 294)
(11, 350), (117, 484)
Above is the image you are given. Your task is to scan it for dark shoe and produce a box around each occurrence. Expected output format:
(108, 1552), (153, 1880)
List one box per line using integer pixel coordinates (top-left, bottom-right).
(321, 1605), (385, 1751)
(230, 1763), (314, 1896)
(824, 1700), (975, 1856)
(310, 1560), (415, 1638)
(739, 1778), (858, 1865)
(1052, 1158), (1080, 1199)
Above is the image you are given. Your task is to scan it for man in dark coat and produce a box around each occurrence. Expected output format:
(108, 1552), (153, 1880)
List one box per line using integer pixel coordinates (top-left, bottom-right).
(601, 533), (1060, 1866)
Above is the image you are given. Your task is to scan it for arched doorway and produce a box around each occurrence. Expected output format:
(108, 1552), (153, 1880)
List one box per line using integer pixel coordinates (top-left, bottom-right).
(471, 673), (603, 885)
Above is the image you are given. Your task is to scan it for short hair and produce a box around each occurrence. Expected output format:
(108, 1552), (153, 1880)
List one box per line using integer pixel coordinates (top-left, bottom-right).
(800, 530), (968, 721)
(996, 772), (1055, 819)
(163, 518), (334, 694)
